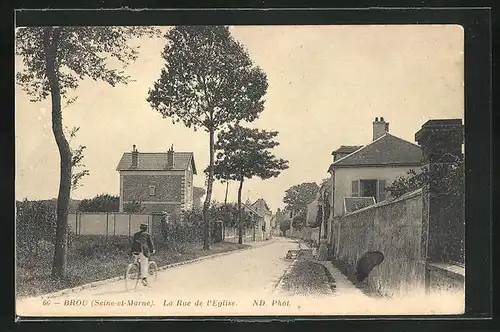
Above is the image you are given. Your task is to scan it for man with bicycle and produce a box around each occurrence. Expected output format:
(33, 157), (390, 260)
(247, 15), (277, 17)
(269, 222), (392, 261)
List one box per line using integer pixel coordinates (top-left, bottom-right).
(131, 223), (155, 286)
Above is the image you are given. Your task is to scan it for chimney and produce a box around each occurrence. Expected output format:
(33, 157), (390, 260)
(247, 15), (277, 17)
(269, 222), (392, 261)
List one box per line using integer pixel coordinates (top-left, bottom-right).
(373, 117), (389, 141)
(131, 145), (138, 168)
(167, 144), (174, 169)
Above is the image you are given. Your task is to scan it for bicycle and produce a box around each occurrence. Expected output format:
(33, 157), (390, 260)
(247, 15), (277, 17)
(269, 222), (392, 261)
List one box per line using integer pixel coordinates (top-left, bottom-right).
(125, 252), (158, 291)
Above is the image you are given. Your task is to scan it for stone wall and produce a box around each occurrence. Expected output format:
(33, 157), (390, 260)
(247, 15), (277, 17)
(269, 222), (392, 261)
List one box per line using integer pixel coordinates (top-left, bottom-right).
(334, 189), (426, 296)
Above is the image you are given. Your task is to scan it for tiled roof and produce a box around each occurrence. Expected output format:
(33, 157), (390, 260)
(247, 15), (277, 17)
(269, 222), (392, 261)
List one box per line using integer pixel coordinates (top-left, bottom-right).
(344, 197), (376, 213)
(329, 133), (422, 169)
(116, 152), (196, 173)
(332, 145), (363, 155)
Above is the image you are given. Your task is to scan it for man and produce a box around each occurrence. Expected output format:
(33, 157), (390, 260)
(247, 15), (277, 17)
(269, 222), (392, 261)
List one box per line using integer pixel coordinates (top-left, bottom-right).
(131, 223), (155, 286)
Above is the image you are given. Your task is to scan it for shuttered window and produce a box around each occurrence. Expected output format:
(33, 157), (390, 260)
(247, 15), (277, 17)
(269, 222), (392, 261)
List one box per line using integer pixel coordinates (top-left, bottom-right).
(351, 180), (359, 197)
(377, 179), (386, 202)
(149, 185), (156, 196)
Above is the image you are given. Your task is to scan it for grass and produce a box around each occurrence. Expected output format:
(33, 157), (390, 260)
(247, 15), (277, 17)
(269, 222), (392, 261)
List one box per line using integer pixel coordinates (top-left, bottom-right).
(16, 235), (249, 298)
(280, 251), (335, 296)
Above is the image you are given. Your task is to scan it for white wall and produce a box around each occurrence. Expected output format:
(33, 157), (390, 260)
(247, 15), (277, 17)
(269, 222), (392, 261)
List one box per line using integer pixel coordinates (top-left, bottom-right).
(333, 165), (421, 217)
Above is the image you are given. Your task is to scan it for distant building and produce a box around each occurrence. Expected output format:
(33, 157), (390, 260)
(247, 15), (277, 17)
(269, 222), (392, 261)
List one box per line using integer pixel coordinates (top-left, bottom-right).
(116, 144), (197, 220)
(243, 198), (273, 241)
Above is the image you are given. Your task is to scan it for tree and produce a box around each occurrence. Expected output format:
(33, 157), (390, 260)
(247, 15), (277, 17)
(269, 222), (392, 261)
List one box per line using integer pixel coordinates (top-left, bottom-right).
(212, 124), (289, 244)
(279, 219), (291, 237)
(283, 182), (320, 215)
(291, 210), (307, 230)
(78, 194), (120, 212)
(147, 26), (268, 250)
(16, 26), (159, 279)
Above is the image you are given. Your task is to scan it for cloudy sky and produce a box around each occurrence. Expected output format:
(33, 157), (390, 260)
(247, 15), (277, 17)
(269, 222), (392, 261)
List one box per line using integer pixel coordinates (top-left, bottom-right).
(15, 25), (464, 212)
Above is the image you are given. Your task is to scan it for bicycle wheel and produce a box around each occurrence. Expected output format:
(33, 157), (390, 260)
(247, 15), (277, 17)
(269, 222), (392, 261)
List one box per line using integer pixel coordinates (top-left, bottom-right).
(148, 261), (158, 284)
(125, 263), (140, 291)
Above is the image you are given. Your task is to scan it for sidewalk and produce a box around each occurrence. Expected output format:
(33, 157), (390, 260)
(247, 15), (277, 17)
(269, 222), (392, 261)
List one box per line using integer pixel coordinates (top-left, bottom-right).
(280, 238), (367, 298)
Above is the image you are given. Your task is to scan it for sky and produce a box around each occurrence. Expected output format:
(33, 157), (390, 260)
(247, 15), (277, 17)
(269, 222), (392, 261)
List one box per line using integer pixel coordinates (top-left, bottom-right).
(15, 25), (464, 212)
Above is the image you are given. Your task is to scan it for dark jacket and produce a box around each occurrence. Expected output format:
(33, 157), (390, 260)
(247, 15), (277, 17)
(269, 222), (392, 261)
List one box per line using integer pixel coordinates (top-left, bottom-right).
(131, 230), (155, 258)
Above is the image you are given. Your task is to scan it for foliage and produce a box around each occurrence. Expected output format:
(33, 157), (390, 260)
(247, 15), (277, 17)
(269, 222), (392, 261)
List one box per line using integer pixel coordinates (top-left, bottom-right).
(385, 154), (464, 200)
(181, 204), (253, 229)
(193, 187), (206, 199)
(16, 26), (160, 278)
(147, 25), (268, 250)
(212, 124), (289, 182)
(292, 210), (307, 230)
(211, 124), (288, 243)
(283, 182), (320, 215)
(16, 26), (160, 101)
(123, 200), (144, 213)
(147, 26), (268, 132)
(16, 199), (57, 256)
(67, 126), (89, 192)
(279, 219), (291, 234)
(78, 194), (119, 212)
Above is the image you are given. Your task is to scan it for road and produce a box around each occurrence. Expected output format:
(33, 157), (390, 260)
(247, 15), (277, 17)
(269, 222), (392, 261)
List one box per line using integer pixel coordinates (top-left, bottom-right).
(17, 237), (305, 316)
(16, 237), (464, 316)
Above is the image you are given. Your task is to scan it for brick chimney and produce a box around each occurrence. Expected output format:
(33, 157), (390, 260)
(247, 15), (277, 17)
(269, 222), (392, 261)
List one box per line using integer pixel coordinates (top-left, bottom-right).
(131, 145), (138, 168)
(167, 144), (174, 169)
(373, 117), (390, 141)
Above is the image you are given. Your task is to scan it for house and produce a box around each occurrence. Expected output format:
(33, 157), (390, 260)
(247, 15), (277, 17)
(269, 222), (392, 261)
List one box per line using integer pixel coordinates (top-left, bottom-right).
(242, 198), (273, 241)
(326, 117), (422, 242)
(116, 144), (197, 220)
(251, 198), (273, 240)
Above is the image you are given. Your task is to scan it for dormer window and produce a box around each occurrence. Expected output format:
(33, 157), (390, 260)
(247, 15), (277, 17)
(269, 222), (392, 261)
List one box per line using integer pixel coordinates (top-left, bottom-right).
(149, 185), (156, 196)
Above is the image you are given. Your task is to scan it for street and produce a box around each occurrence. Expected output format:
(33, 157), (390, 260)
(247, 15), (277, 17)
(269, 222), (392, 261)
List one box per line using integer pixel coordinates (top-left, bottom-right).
(16, 237), (464, 317)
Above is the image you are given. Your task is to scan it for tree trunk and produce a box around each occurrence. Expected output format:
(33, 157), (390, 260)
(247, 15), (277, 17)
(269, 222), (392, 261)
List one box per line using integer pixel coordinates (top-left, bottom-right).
(43, 27), (71, 279)
(318, 205), (322, 247)
(237, 178), (244, 244)
(202, 128), (215, 250)
(223, 181), (229, 240)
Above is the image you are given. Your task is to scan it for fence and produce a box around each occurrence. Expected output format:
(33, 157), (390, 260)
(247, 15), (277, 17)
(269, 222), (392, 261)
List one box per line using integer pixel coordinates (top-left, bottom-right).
(68, 212), (153, 237)
(223, 226), (263, 243)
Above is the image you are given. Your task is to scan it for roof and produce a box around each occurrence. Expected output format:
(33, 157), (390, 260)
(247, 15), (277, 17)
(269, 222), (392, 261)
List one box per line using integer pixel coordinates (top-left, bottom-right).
(242, 203), (265, 218)
(332, 145), (364, 155)
(344, 197), (376, 213)
(328, 133), (421, 170)
(252, 198), (272, 215)
(116, 152), (197, 174)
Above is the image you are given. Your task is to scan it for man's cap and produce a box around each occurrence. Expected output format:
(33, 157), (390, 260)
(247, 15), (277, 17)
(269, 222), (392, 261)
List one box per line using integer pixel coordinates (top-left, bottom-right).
(140, 223), (148, 227)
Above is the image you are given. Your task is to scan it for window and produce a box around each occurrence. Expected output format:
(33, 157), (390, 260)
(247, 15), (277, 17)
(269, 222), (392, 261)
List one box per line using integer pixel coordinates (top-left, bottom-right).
(360, 180), (377, 198)
(149, 185), (156, 196)
(351, 179), (387, 202)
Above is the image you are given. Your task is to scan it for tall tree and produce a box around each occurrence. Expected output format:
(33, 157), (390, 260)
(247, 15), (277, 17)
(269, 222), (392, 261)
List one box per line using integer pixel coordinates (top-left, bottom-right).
(283, 182), (320, 216)
(212, 124), (289, 244)
(16, 26), (159, 279)
(147, 26), (268, 250)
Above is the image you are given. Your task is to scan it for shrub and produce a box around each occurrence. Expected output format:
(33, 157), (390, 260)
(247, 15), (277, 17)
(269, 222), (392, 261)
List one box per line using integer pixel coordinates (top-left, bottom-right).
(78, 194), (119, 212)
(16, 199), (57, 258)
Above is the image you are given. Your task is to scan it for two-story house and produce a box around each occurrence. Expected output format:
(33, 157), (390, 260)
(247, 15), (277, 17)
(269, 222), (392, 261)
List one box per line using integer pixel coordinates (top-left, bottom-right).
(116, 144), (197, 220)
(326, 117), (422, 244)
